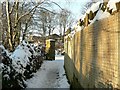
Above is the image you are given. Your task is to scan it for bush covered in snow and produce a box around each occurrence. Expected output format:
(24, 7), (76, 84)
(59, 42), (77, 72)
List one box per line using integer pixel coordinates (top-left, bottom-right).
(0, 41), (43, 88)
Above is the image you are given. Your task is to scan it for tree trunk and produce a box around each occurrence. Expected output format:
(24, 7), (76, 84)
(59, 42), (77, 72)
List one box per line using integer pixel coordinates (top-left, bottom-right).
(59, 23), (62, 37)
(0, 5), (2, 43)
(23, 22), (28, 40)
(13, 0), (19, 49)
(48, 26), (51, 36)
(6, 0), (13, 51)
(43, 23), (46, 37)
(63, 26), (66, 36)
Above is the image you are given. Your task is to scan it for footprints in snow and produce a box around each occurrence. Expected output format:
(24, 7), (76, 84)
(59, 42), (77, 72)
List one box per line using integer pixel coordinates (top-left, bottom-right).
(56, 72), (59, 79)
(56, 72), (66, 80)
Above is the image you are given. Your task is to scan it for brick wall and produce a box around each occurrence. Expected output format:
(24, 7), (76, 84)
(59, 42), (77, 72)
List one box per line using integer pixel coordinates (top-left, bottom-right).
(64, 12), (120, 89)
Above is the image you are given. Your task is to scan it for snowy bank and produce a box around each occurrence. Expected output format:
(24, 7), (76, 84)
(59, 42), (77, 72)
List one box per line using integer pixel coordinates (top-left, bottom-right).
(0, 41), (43, 88)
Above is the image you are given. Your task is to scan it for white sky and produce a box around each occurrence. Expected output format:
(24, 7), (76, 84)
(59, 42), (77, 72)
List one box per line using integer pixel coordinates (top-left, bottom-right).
(51, 0), (90, 20)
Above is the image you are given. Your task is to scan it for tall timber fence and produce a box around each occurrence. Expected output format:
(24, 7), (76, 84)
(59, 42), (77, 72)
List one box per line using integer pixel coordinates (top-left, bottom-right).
(64, 12), (120, 89)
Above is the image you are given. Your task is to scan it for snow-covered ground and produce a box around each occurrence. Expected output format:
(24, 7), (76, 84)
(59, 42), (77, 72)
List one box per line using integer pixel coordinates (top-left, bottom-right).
(26, 55), (70, 88)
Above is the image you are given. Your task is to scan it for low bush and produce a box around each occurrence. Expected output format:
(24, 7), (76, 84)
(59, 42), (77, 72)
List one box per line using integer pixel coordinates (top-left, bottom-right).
(0, 41), (43, 89)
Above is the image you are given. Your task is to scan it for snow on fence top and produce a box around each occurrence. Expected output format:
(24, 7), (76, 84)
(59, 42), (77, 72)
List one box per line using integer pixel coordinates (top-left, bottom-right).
(86, 1), (102, 14)
(107, 0), (120, 12)
(65, 0), (120, 38)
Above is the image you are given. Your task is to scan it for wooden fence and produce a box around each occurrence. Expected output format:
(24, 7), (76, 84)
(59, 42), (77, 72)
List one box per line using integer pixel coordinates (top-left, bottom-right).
(64, 12), (120, 89)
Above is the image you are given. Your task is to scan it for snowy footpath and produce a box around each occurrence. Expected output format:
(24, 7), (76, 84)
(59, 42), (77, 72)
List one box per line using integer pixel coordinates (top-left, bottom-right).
(26, 55), (70, 88)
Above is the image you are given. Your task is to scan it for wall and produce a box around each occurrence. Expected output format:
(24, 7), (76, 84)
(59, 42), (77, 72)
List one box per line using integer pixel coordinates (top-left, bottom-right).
(64, 12), (120, 89)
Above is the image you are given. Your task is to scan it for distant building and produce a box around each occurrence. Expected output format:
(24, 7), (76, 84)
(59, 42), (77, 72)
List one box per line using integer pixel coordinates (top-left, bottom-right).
(26, 30), (44, 44)
(46, 34), (61, 41)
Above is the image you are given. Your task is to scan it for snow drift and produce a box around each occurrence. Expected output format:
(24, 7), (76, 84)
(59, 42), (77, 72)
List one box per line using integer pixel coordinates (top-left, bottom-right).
(0, 41), (43, 88)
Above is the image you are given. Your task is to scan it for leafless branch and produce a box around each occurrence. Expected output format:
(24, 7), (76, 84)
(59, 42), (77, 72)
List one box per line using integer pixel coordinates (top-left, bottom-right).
(17, 1), (44, 23)
(51, 1), (63, 10)
(9, 2), (15, 15)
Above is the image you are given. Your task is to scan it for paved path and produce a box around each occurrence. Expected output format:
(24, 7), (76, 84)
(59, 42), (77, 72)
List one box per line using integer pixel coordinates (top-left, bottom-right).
(26, 55), (70, 88)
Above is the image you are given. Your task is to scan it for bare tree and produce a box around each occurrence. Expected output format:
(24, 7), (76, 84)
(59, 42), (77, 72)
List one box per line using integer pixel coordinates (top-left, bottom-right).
(1, 0), (45, 51)
(47, 11), (57, 36)
(0, 0), (67, 51)
(58, 9), (73, 36)
(0, 3), (2, 43)
(81, 1), (94, 15)
(19, 2), (37, 41)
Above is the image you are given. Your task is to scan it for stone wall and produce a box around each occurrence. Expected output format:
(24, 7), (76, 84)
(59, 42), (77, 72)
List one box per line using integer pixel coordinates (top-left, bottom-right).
(64, 12), (120, 89)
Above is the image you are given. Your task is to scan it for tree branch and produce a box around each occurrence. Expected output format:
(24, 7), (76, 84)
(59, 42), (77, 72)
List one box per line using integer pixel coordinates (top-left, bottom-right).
(17, 1), (44, 23)
(38, 6), (57, 14)
(51, 1), (63, 10)
(9, 2), (15, 15)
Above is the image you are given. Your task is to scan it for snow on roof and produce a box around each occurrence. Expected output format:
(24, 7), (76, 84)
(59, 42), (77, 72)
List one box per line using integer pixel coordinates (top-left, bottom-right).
(47, 39), (55, 41)
(28, 30), (42, 37)
(32, 33), (41, 37)
(29, 30), (39, 33)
